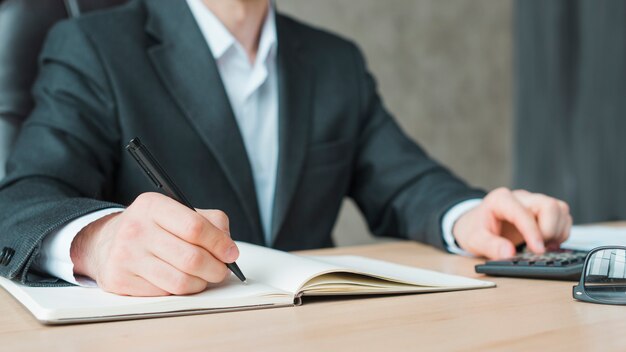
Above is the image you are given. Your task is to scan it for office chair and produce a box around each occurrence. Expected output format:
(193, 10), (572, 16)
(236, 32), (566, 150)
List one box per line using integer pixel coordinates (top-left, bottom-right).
(0, 0), (128, 179)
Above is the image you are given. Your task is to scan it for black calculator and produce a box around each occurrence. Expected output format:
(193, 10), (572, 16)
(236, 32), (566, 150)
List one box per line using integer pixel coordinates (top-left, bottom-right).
(474, 249), (588, 281)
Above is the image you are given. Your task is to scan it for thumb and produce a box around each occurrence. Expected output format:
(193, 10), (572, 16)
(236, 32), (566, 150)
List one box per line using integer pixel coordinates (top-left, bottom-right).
(468, 230), (516, 260)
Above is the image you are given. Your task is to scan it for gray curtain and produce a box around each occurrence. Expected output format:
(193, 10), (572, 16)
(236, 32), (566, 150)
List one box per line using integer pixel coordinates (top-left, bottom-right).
(514, 0), (626, 223)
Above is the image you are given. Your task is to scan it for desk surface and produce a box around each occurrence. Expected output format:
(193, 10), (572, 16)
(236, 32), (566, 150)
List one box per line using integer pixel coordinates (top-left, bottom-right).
(1, 241), (625, 352)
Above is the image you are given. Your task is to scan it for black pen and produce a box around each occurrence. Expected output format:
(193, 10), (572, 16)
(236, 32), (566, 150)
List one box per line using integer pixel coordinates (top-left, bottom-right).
(125, 137), (247, 284)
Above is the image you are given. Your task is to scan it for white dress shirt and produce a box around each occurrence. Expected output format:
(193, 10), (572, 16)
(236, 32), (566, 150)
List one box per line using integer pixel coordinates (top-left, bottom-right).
(31, 1), (477, 286)
(187, 0), (279, 243)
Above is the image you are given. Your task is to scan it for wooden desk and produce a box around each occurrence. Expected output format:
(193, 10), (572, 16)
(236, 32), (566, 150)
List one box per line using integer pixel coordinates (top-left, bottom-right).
(1, 241), (625, 351)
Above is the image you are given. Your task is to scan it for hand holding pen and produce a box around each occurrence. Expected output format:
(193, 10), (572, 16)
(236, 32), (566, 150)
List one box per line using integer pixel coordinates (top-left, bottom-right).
(69, 138), (246, 297)
(126, 137), (246, 283)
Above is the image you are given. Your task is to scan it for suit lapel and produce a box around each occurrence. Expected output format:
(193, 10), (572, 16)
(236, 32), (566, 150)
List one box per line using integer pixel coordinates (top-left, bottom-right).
(143, 0), (264, 243)
(270, 16), (314, 244)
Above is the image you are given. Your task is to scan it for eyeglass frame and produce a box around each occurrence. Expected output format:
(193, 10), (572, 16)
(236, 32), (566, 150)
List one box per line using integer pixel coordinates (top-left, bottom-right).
(573, 245), (626, 305)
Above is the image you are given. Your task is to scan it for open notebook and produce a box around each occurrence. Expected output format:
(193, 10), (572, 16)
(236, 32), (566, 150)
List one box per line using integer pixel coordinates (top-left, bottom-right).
(0, 242), (495, 324)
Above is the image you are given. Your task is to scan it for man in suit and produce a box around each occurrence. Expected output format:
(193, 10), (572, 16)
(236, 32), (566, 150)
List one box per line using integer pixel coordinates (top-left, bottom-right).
(0, 0), (571, 296)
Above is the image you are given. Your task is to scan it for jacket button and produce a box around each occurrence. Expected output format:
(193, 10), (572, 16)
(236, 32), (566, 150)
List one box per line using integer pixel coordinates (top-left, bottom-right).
(0, 247), (14, 266)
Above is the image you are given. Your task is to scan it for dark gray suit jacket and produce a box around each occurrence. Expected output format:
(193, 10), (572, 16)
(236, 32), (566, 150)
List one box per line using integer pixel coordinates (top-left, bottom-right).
(0, 0), (484, 285)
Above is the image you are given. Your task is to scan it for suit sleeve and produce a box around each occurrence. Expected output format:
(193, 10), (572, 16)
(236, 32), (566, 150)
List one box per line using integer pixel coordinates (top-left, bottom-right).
(0, 20), (123, 285)
(347, 44), (486, 249)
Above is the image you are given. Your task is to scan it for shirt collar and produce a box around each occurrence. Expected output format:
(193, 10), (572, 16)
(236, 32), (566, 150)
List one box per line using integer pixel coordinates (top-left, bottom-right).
(256, 5), (277, 64)
(186, 0), (276, 62)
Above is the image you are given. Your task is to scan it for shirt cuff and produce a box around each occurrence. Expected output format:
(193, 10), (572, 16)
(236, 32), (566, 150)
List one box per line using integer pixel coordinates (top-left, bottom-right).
(441, 198), (483, 256)
(31, 207), (124, 287)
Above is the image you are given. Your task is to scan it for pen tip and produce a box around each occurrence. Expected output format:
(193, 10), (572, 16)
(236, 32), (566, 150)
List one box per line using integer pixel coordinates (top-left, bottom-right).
(243, 280), (248, 285)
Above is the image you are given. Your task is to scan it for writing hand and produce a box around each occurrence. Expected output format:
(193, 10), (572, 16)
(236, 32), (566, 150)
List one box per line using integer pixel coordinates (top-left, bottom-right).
(70, 192), (238, 296)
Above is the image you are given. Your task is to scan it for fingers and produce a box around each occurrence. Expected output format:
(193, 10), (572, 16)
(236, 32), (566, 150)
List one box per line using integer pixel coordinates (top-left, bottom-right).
(550, 210), (572, 248)
(198, 209), (230, 234)
(464, 229), (516, 259)
(132, 193), (238, 263)
(133, 192), (198, 233)
(562, 213), (573, 242)
(147, 228), (230, 283)
(134, 256), (209, 295)
(512, 191), (572, 246)
(485, 188), (545, 254)
(97, 264), (170, 297)
(556, 201), (572, 243)
(452, 188), (573, 259)
(517, 193), (561, 241)
(109, 276), (170, 297)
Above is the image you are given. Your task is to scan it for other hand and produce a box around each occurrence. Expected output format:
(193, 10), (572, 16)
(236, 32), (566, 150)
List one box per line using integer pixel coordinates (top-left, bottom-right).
(453, 187), (572, 259)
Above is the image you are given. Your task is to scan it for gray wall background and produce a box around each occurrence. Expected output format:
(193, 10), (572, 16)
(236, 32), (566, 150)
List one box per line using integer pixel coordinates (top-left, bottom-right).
(278, 0), (513, 246)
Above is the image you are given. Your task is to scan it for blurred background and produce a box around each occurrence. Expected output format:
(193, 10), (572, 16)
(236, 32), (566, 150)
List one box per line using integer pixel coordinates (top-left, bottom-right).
(279, 0), (513, 245)
(279, 0), (626, 246)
